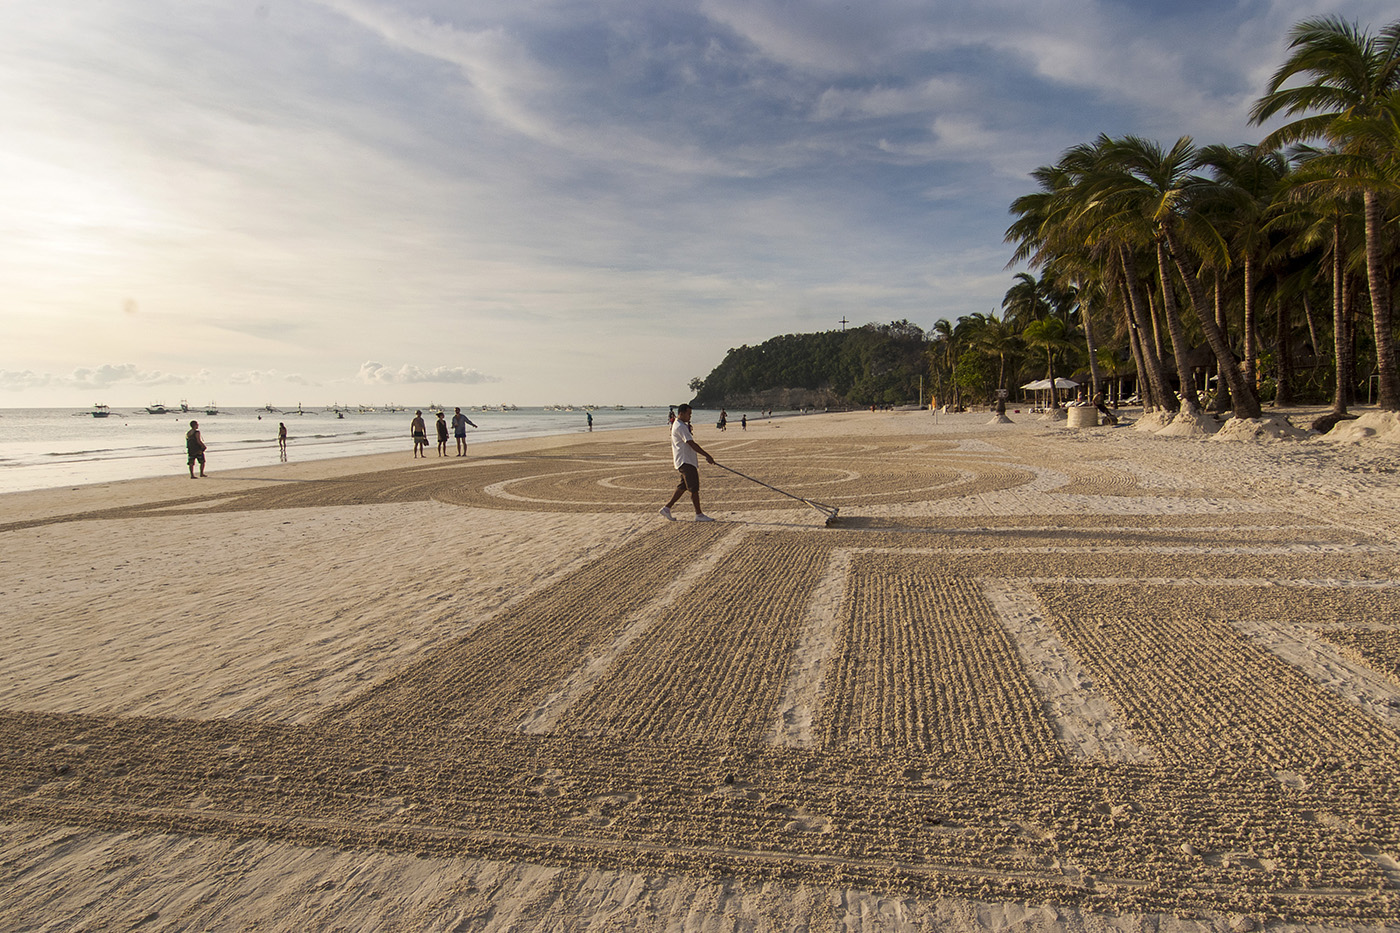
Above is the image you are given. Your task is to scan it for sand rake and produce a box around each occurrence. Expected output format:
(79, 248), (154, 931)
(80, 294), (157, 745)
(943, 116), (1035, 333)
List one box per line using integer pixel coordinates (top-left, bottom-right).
(716, 462), (841, 526)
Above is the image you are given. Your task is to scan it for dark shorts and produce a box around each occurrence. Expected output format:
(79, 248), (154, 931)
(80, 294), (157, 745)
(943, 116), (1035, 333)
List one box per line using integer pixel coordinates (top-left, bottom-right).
(676, 463), (700, 491)
(454, 430), (466, 439)
(187, 451), (205, 465)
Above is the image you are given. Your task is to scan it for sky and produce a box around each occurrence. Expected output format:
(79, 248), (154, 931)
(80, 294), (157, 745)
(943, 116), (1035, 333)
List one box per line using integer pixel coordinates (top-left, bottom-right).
(1, 0), (1394, 408)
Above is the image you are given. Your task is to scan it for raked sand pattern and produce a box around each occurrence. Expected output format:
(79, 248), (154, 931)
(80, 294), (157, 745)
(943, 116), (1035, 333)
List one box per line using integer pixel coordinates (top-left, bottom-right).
(1, 409), (1398, 931)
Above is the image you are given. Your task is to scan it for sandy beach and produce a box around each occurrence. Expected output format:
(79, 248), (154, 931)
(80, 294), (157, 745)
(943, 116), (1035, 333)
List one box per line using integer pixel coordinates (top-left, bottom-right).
(2, 407), (1398, 931)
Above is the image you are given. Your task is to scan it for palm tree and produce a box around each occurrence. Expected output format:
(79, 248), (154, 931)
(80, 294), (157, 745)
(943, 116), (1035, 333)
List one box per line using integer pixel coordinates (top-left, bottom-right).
(1002, 272), (1056, 329)
(1197, 144), (1291, 391)
(927, 319), (958, 408)
(1006, 144), (1175, 411)
(1096, 346), (1130, 406)
(1021, 317), (1078, 409)
(1088, 135), (1262, 418)
(969, 310), (1022, 393)
(1270, 146), (1365, 415)
(1251, 16), (1400, 410)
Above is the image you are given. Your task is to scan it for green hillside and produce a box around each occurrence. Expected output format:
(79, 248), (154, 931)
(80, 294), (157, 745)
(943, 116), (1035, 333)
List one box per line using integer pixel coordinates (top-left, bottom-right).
(688, 321), (927, 409)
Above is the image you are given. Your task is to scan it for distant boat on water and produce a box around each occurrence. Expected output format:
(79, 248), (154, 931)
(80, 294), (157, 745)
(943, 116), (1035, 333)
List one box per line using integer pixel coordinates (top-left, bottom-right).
(145, 402), (169, 414)
(90, 404), (111, 418)
(204, 402), (220, 415)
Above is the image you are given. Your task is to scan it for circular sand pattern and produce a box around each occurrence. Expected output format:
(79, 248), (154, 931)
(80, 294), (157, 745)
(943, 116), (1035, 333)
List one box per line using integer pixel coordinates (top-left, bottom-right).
(1050, 464), (1148, 497)
(426, 439), (1038, 514)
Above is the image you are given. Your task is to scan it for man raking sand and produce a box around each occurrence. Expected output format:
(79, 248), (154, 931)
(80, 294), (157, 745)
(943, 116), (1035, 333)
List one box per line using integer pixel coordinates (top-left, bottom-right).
(660, 403), (716, 522)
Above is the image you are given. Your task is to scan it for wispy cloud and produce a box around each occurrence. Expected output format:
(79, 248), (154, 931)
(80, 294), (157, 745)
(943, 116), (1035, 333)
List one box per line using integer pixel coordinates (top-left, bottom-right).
(229, 370), (319, 387)
(356, 362), (502, 385)
(2, 0), (1395, 406)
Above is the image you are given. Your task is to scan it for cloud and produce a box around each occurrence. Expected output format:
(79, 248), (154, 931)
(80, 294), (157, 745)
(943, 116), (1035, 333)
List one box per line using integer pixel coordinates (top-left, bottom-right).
(356, 361), (502, 385)
(0, 364), (200, 391)
(0, 369), (55, 390)
(69, 364), (189, 388)
(230, 369), (320, 387)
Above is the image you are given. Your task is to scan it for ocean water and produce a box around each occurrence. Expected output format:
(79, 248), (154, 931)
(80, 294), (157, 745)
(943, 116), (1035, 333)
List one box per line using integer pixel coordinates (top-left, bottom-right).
(0, 405), (721, 495)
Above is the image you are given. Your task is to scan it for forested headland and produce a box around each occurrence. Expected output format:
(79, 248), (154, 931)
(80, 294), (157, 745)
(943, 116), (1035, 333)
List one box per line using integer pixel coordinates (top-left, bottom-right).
(687, 321), (929, 410)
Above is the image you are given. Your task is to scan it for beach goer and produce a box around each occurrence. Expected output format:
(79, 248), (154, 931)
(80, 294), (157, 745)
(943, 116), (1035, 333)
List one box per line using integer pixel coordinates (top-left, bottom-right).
(435, 411), (449, 456)
(718, 408), (727, 431)
(185, 420), (206, 478)
(587, 411), (593, 432)
(660, 403), (716, 523)
(451, 407), (477, 456)
(278, 422), (287, 462)
(1093, 391), (1119, 425)
(668, 407), (676, 426)
(410, 410), (428, 458)
(741, 414), (747, 431)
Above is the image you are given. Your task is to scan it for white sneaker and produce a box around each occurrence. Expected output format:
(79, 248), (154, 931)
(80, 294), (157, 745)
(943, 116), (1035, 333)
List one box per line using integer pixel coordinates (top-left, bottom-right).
(659, 506), (675, 521)
(694, 513), (715, 522)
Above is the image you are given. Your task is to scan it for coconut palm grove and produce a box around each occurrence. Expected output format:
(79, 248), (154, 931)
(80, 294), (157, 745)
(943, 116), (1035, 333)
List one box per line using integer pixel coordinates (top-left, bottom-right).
(694, 17), (1400, 425)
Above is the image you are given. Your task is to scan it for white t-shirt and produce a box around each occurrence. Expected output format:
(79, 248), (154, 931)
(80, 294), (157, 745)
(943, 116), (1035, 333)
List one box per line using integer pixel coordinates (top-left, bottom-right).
(671, 418), (698, 469)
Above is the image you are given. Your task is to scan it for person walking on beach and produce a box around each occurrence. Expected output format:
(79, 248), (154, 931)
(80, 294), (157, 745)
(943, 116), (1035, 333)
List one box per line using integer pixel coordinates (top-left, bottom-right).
(277, 422), (288, 462)
(451, 407), (477, 456)
(587, 411), (593, 432)
(435, 411), (449, 456)
(410, 410), (428, 458)
(185, 420), (206, 478)
(741, 414), (747, 431)
(660, 404), (716, 523)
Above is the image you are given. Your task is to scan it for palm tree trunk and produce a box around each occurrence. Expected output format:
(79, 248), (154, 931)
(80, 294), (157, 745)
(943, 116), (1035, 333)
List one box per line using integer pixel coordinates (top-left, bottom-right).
(1275, 300), (1294, 406)
(1363, 190), (1400, 410)
(1343, 272), (1357, 408)
(1125, 310), (1150, 407)
(1213, 274), (1233, 413)
(1149, 292), (1167, 364)
(1118, 247), (1176, 411)
(1163, 226), (1261, 418)
(1331, 219), (1349, 415)
(1154, 238), (1203, 413)
(1117, 281), (1151, 407)
(1302, 295), (1321, 381)
(1081, 293), (1103, 399)
(1243, 253), (1258, 390)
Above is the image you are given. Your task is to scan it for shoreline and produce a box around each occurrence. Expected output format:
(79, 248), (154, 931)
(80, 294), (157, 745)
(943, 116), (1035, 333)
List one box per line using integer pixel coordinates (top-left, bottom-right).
(0, 408), (858, 524)
(0, 406), (836, 502)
